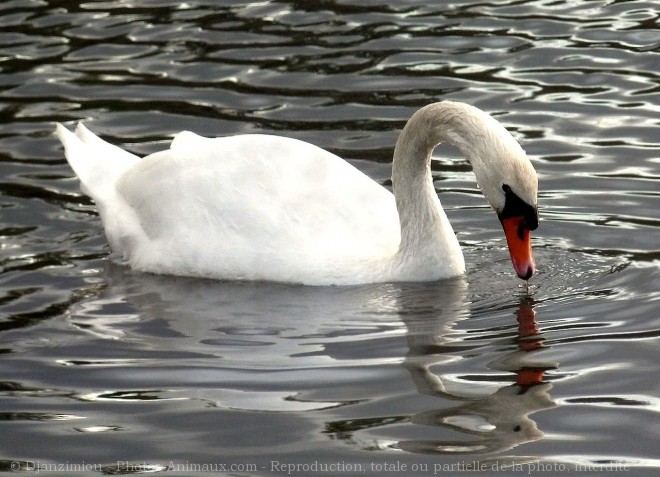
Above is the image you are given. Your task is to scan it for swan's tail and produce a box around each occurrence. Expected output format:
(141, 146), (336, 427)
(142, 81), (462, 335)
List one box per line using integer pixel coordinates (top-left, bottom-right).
(56, 123), (146, 259)
(55, 123), (140, 202)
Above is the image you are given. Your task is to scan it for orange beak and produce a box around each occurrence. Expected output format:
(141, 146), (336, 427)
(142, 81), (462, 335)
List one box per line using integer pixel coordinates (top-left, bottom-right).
(501, 216), (535, 280)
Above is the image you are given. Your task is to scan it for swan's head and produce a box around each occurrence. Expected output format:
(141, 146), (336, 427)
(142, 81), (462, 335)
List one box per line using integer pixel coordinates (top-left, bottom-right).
(468, 116), (538, 281)
(496, 182), (538, 281)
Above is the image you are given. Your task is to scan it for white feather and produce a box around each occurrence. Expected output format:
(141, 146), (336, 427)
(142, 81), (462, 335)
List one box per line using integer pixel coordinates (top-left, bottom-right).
(55, 101), (537, 285)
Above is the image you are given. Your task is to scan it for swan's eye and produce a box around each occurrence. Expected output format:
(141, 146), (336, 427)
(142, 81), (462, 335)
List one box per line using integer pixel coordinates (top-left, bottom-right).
(498, 184), (539, 231)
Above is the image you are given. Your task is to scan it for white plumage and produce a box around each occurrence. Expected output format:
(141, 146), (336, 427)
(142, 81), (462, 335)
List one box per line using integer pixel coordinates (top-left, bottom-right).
(56, 101), (538, 285)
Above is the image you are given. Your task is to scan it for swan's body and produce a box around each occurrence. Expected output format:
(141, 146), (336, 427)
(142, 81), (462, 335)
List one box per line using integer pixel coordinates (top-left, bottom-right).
(56, 101), (538, 285)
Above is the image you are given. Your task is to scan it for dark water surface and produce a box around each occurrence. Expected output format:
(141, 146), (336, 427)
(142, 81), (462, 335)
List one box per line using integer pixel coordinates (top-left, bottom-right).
(1, 1), (659, 475)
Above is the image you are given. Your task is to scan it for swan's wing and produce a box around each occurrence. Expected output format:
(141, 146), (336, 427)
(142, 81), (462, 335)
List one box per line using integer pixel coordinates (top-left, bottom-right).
(115, 134), (400, 281)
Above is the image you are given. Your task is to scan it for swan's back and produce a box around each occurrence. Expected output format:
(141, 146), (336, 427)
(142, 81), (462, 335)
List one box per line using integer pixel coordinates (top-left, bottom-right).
(57, 126), (401, 284)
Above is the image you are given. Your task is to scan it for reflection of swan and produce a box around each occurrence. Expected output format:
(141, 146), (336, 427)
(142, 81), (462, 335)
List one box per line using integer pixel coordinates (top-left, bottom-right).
(71, 266), (554, 456)
(401, 296), (557, 456)
(56, 101), (538, 285)
(73, 264), (416, 369)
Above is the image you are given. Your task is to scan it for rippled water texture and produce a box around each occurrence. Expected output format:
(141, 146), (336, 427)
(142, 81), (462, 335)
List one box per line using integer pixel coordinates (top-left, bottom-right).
(1, 1), (659, 475)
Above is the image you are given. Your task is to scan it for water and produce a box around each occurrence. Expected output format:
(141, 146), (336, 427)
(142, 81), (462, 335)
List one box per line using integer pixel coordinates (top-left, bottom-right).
(1, 0), (659, 475)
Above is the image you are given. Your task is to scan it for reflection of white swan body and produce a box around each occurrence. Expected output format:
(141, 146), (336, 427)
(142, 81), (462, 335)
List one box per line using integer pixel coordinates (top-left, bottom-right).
(56, 101), (538, 285)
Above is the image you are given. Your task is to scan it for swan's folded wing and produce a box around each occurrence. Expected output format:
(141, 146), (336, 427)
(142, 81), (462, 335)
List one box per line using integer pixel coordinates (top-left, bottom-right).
(114, 134), (400, 281)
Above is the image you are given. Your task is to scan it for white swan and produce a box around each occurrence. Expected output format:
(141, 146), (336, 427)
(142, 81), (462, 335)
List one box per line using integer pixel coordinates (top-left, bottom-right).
(56, 101), (538, 285)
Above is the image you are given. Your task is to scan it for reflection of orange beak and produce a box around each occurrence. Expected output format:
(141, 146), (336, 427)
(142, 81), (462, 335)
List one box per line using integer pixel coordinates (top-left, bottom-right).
(501, 217), (535, 280)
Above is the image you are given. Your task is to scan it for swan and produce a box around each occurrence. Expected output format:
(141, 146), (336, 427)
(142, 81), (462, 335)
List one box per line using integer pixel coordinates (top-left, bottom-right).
(55, 101), (538, 286)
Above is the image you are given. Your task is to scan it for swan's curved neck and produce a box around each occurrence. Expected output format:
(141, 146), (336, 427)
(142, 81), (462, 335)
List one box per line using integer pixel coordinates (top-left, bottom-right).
(390, 102), (492, 279)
